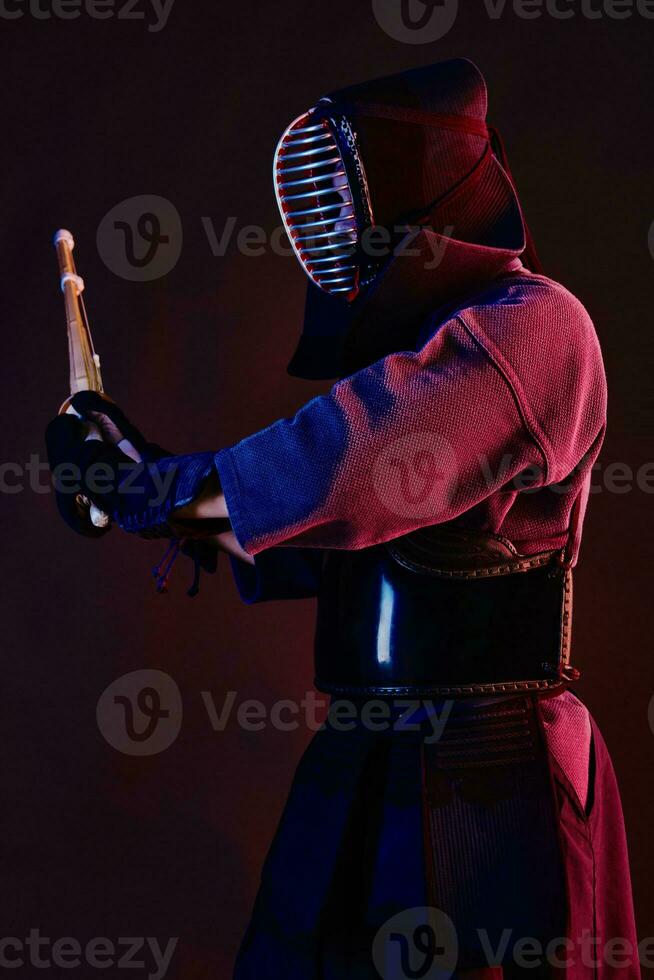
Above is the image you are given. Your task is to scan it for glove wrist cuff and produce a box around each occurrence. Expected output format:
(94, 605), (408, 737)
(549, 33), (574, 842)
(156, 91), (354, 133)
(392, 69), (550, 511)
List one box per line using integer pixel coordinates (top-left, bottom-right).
(114, 452), (216, 536)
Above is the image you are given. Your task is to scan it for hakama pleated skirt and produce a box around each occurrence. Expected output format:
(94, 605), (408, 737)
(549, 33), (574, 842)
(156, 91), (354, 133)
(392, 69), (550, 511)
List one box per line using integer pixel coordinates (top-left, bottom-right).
(234, 692), (638, 980)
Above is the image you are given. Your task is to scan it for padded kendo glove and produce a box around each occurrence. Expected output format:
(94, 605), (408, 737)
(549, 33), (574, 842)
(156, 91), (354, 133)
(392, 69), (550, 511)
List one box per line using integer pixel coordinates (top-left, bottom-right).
(45, 392), (220, 594)
(68, 390), (172, 467)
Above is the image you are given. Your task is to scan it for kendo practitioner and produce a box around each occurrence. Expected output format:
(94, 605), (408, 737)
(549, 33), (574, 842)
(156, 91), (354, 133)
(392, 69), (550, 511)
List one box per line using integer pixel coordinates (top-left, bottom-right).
(46, 59), (639, 980)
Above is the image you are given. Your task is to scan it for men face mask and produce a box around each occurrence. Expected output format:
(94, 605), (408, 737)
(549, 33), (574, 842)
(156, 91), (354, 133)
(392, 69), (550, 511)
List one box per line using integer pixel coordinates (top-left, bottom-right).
(276, 60), (540, 380)
(274, 100), (377, 301)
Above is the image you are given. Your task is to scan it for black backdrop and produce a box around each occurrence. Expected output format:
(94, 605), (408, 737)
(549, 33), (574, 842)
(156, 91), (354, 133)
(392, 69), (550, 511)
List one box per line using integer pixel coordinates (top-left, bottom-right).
(2, 1), (653, 976)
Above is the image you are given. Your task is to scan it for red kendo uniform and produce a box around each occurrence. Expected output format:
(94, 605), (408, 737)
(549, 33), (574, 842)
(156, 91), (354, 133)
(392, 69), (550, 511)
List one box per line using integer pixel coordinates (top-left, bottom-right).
(210, 60), (640, 980)
(46, 58), (639, 980)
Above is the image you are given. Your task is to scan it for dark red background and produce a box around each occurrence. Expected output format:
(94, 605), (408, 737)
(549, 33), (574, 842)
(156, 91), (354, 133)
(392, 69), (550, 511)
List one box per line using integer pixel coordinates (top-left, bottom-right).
(3, 2), (653, 976)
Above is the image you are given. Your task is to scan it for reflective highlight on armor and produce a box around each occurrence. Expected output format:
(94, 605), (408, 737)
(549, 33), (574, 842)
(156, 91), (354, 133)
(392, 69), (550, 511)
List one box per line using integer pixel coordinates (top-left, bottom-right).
(375, 574), (394, 666)
(274, 103), (375, 299)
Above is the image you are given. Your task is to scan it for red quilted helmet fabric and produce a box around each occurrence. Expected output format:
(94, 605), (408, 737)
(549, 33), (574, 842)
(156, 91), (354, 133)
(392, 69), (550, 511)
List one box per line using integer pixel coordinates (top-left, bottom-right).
(334, 59), (492, 230)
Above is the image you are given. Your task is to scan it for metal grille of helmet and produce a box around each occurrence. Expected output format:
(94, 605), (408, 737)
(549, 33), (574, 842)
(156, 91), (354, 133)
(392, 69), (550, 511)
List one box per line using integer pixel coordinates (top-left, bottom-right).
(274, 110), (362, 298)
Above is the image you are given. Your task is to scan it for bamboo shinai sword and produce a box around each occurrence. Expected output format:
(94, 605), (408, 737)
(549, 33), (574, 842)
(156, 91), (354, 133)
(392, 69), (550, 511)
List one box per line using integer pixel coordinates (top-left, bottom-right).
(53, 229), (115, 530)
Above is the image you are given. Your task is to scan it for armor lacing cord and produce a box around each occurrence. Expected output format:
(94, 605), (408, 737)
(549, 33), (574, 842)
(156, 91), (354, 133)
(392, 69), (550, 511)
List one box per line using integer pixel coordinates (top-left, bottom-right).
(152, 538), (205, 597)
(152, 538), (185, 594)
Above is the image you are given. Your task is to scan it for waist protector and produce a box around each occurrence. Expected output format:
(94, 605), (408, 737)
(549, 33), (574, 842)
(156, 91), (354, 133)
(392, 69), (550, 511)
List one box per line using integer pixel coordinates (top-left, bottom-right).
(314, 526), (575, 697)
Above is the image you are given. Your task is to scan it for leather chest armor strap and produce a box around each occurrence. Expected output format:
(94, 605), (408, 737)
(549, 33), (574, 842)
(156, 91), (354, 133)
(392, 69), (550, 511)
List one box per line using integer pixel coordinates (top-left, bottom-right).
(314, 525), (576, 698)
